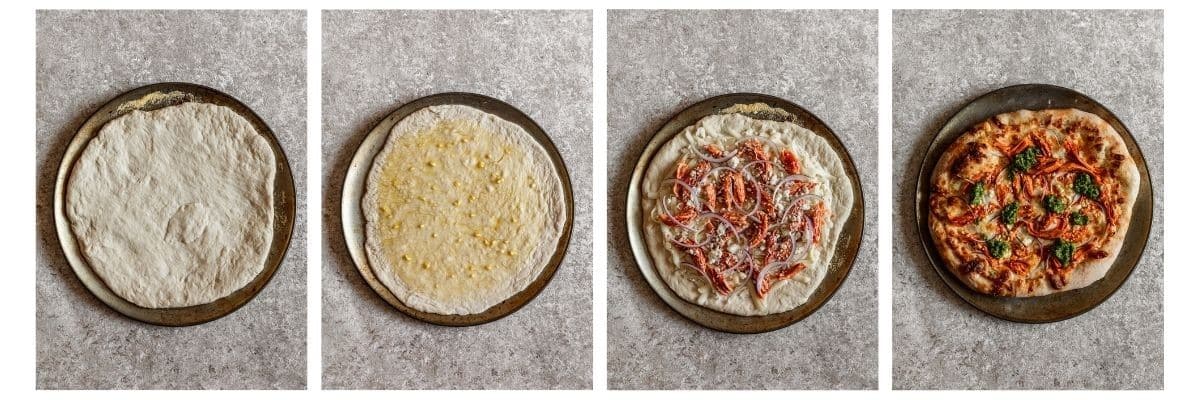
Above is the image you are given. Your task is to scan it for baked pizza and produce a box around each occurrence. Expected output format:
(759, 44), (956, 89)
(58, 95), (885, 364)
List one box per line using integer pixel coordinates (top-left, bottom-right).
(928, 109), (1139, 296)
(640, 104), (854, 316)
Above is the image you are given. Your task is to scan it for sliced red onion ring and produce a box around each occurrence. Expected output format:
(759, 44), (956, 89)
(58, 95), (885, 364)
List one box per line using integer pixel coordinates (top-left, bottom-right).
(740, 160), (772, 177)
(680, 262), (703, 274)
(782, 194), (825, 217)
(729, 229), (745, 244)
(774, 174), (817, 193)
(659, 196), (698, 232)
(755, 261), (790, 294)
(660, 178), (699, 204)
(696, 212), (741, 233)
(774, 232), (798, 264)
(700, 166), (740, 185)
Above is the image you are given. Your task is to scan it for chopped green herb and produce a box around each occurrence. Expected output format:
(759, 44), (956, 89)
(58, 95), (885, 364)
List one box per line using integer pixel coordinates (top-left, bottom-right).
(1073, 173), (1100, 199)
(1050, 239), (1075, 266)
(968, 182), (986, 205)
(1043, 195), (1066, 214)
(986, 238), (1011, 259)
(1069, 211), (1088, 226)
(1000, 202), (1019, 225)
(1011, 147), (1039, 173)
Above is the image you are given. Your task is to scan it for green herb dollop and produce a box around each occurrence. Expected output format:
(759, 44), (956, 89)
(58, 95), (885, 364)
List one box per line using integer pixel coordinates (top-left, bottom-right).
(986, 238), (1011, 259)
(968, 182), (986, 205)
(1050, 239), (1075, 266)
(1000, 202), (1019, 225)
(1069, 211), (1088, 226)
(1011, 147), (1039, 173)
(1043, 195), (1066, 214)
(1073, 173), (1100, 199)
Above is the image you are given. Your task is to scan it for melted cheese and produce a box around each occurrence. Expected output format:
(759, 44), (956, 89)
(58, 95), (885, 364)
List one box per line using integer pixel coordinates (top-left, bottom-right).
(370, 119), (549, 305)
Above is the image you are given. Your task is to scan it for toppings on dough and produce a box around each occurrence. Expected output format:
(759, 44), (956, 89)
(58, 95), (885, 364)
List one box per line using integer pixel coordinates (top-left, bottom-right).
(929, 109), (1134, 296)
(656, 138), (827, 299)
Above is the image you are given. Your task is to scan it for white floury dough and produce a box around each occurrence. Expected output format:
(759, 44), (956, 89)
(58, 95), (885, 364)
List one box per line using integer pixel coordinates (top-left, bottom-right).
(67, 101), (276, 308)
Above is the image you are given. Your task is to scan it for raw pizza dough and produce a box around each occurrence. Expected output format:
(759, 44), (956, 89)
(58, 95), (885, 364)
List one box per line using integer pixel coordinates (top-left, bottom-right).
(363, 104), (566, 315)
(928, 108), (1138, 296)
(640, 107), (854, 316)
(67, 101), (277, 309)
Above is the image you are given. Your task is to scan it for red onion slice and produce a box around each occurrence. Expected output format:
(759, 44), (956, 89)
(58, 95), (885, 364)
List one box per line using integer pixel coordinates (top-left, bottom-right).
(740, 160), (772, 177)
(699, 166), (740, 186)
(659, 196), (698, 232)
(774, 173), (817, 194)
(660, 178), (699, 204)
(782, 194), (825, 217)
(696, 212), (742, 233)
(775, 232), (798, 264)
(791, 220), (814, 262)
(754, 261), (790, 295)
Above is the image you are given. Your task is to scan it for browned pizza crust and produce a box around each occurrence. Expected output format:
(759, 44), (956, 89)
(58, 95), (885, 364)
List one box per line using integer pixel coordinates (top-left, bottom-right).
(928, 109), (1138, 296)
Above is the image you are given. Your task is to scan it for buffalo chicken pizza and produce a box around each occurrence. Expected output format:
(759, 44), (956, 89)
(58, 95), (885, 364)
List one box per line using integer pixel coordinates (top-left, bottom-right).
(641, 106), (854, 316)
(929, 109), (1139, 296)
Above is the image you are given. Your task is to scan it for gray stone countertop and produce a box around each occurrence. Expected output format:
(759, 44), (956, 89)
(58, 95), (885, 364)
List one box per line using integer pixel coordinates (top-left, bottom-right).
(606, 10), (879, 390)
(35, 10), (308, 389)
(891, 9), (1163, 390)
(320, 10), (593, 390)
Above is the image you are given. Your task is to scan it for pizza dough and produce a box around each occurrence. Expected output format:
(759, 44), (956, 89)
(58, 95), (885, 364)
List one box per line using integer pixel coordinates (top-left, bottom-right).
(640, 107), (854, 316)
(363, 104), (566, 315)
(67, 101), (277, 309)
(928, 108), (1138, 296)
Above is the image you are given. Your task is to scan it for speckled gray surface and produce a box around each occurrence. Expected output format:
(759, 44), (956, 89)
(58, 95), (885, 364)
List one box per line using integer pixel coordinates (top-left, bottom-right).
(607, 10), (877, 390)
(320, 10), (592, 390)
(35, 10), (307, 389)
(892, 10), (1163, 390)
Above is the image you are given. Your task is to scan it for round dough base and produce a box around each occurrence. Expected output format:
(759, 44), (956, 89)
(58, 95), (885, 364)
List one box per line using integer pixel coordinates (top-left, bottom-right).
(362, 104), (566, 315)
(66, 101), (276, 309)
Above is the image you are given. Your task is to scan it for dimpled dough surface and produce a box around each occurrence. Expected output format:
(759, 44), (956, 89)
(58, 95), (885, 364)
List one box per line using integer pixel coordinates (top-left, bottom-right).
(66, 101), (276, 309)
(363, 105), (565, 315)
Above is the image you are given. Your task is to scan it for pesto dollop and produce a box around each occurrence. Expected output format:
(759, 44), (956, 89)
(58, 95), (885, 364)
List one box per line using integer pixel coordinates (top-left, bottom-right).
(1043, 195), (1066, 214)
(1069, 211), (1088, 226)
(1000, 202), (1019, 225)
(968, 182), (985, 205)
(986, 238), (1011, 259)
(1073, 173), (1100, 199)
(1050, 239), (1075, 266)
(1011, 147), (1039, 173)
